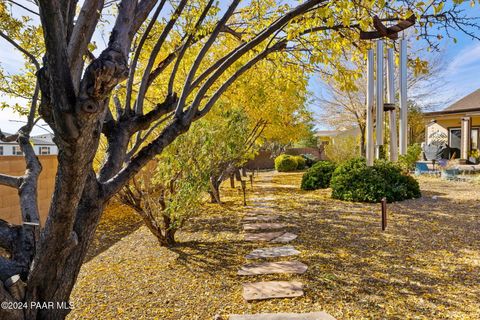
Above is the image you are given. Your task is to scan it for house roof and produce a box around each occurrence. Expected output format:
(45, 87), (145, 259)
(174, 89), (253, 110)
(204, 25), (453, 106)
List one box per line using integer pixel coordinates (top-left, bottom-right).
(0, 133), (56, 146)
(444, 88), (480, 112)
(315, 127), (360, 138)
(425, 89), (480, 116)
(315, 130), (340, 137)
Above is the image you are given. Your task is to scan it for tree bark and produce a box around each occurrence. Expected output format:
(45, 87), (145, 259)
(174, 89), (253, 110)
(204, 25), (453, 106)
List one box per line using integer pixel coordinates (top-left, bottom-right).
(360, 126), (366, 157)
(209, 176), (221, 204)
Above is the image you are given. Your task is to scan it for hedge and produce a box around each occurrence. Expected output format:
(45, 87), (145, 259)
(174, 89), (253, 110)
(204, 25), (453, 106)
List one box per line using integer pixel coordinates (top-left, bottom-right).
(274, 154), (298, 172)
(300, 161), (336, 190)
(330, 158), (421, 202)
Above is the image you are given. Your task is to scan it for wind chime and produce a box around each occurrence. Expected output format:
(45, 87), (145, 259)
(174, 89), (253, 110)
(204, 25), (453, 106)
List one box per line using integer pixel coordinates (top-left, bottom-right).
(360, 16), (415, 166)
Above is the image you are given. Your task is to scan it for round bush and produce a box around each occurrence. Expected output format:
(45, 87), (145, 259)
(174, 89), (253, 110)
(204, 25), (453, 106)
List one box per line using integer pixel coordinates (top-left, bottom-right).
(274, 154), (298, 172)
(294, 156), (306, 170)
(330, 158), (421, 202)
(301, 161), (336, 190)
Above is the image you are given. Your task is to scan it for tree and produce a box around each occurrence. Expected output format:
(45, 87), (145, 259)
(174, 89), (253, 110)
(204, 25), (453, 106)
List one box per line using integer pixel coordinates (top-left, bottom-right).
(118, 120), (213, 246)
(317, 44), (448, 156)
(0, 0), (478, 319)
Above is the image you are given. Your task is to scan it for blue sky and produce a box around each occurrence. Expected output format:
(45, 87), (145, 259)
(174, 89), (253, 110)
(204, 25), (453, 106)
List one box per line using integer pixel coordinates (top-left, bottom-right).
(1, 2), (480, 134)
(310, 3), (480, 129)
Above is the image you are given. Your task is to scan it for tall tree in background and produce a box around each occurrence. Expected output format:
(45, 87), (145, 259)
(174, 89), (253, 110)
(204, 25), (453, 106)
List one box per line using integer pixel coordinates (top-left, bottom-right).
(318, 45), (448, 156)
(0, 0), (478, 318)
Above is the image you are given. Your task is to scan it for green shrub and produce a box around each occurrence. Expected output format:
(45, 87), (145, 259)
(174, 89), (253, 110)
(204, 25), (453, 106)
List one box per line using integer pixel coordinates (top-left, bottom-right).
(274, 154), (298, 172)
(398, 143), (422, 172)
(301, 161), (336, 190)
(294, 156), (306, 170)
(330, 158), (421, 203)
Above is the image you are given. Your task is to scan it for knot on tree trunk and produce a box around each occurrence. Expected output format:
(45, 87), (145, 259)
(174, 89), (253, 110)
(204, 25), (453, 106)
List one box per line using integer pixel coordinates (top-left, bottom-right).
(77, 99), (100, 113)
(79, 47), (129, 105)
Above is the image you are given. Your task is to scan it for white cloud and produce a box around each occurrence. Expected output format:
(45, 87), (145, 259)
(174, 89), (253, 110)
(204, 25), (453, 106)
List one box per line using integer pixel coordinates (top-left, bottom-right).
(447, 42), (480, 72)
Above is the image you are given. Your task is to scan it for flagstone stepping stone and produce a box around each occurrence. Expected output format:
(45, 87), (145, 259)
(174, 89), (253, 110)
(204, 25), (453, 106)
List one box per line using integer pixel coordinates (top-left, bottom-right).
(253, 196), (275, 200)
(245, 246), (300, 259)
(238, 261), (308, 275)
(242, 281), (303, 301)
(243, 223), (291, 231)
(245, 232), (284, 242)
(229, 311), (336, 320)
(242, 215), (279, 222)
(271, 232), (298, 243)
(244, 210), (277, 217)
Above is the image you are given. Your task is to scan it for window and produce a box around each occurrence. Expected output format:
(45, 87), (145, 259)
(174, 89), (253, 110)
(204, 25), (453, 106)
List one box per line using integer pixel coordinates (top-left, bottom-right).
(471, 128), (479, 151)
(39, 146), (51, 155)
(0, 146), (3, 155)
(449, 128), (461, 150)
(12, 146), (23, 156)
(449, 127), (480, 152)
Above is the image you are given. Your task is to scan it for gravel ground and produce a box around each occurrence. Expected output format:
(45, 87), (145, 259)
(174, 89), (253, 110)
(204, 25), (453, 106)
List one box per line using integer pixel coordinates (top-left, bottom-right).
(68, 172), (480, 320)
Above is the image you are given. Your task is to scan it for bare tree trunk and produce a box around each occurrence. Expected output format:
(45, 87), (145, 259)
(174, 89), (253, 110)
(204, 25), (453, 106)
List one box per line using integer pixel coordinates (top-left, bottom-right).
(209, 176), (221, 204)
(360, 126), (366, 157)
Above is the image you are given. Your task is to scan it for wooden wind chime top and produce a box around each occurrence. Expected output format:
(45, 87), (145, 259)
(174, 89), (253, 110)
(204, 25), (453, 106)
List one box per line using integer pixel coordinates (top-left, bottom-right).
(360, 15), (416, 40)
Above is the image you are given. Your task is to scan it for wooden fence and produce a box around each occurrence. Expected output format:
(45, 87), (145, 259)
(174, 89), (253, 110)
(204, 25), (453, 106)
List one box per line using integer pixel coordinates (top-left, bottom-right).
(0, 155), (57, 225)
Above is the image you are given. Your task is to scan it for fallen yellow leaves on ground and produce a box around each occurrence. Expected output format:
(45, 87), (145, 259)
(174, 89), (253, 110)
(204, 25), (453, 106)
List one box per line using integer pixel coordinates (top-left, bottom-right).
(68, 172), (480, 320)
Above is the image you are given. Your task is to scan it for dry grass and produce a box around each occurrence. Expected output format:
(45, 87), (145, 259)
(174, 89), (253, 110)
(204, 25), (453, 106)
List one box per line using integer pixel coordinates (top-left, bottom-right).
(68, 172), (480, 320)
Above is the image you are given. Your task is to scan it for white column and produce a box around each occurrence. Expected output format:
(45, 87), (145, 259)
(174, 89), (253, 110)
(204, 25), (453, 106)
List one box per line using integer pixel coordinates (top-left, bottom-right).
(366, 49), (375, 166)
(399, 38), (408, 155)
(461, 117), (471, 160)
(375, 40), (384, 159)
(386, 48), (398, 162)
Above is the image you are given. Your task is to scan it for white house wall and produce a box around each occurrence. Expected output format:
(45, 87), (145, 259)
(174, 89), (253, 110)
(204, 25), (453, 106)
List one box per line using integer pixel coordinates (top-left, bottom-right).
(426, 122), (448, 145)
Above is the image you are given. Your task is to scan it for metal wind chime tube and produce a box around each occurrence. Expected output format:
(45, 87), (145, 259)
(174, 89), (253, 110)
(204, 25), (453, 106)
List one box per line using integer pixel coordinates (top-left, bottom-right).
(386, 47), (398, 162)
(366, 49), (375, 166)
(399, 38), (408, 155)
(375, 39), (384, 159)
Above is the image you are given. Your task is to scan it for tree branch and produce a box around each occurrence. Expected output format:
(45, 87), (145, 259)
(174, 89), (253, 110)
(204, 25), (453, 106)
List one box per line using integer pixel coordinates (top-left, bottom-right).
(185, 0), (326, 119)
(175, 0), (241, 118)
(167, 0), (214, 97)
(0, 31), (40, 70)
(0, 175), (20, 189)
(68, 0), (105, 91)
(195, 41), (287, 119)
(135, 0), (187, 115)
(5, 0), (39, 16)
(125, 0), (167, 114)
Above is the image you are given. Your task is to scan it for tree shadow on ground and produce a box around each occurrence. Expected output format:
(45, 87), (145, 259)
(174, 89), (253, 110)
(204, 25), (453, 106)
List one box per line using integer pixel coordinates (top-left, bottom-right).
(170, 239), (250, 276)
(84, 203), (143, 262)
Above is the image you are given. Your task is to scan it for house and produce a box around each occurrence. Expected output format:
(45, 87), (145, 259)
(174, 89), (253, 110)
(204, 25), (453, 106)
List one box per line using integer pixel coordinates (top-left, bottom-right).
(315, 127), (362, 159)
(315, 127), (361, 145)
(424, 89), (480, 162)
(0, 133), (58, 156)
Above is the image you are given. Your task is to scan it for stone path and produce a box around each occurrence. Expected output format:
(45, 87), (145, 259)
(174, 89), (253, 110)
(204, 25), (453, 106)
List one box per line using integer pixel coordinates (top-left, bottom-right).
(242, 281), (304, 301)
(238, 261), (307, 276)
(243, 222), (292, 231)
(229, 312), (336, 320)
(242, 215), (279, 222)
(245, 246), (300, 259)
(230, 172), (335, 319)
